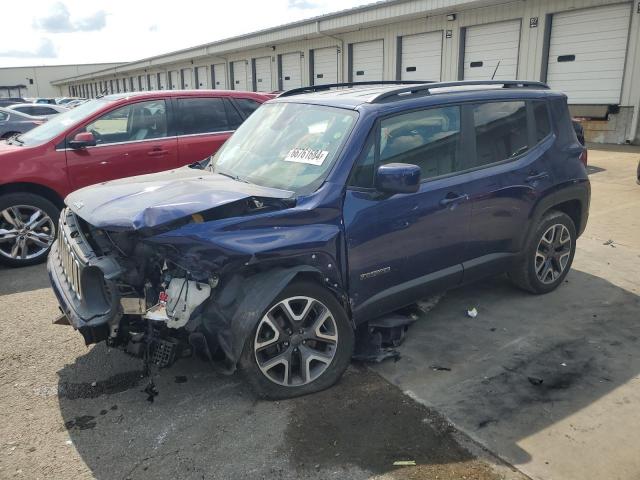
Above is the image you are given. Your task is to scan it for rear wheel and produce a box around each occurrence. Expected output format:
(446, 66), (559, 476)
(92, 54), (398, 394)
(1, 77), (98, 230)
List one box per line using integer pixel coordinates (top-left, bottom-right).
(0, 193), (59, 267)
(509, 210), (576, 294)
(241, 280), (354, 399)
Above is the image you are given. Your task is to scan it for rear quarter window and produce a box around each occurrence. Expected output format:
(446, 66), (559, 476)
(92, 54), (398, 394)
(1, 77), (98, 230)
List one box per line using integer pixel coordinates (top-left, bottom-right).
(532, 100), (551, 142)
(234, 98), (262, 117)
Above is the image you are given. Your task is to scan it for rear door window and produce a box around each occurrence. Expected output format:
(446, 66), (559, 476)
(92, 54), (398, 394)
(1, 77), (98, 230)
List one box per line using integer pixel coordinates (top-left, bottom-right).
(234, 98), (262, 117)
(177, 97), (230, 135)
(472, 101), (528, 167)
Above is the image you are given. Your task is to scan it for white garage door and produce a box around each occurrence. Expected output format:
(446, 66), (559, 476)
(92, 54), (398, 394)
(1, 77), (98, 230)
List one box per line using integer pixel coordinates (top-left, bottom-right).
(313, 47), (338, 85)
(281, 52), (302, 90)
(181, 68), (193, 89)
(401, 31), (442, 81)
(232, 61), (248, 90)
(169, 71), (179, 89)
(547, 4), (631, 104)
(464, 20), (521, 80)
(158, 72), (167, 90)
(213, 64), (227, 89)
(254, 57), (273, 92)
(138, 75), (146, 91)
(147, 74), (157, 90)
(352, 40), (384, 82)
(196, 66), (208, 89)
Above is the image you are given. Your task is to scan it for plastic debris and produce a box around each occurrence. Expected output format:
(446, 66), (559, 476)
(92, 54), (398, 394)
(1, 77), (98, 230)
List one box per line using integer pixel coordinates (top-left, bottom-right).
(603, 239), (615, 247)
(91, 381), (97, 387)
(430, 365), (451, 372)
(65, 440), (72, 445)
(467, 307), (478, 318)
(393, 460), (416, 466)
(528, 376), (544, 386)
(560, 362), (567, 367)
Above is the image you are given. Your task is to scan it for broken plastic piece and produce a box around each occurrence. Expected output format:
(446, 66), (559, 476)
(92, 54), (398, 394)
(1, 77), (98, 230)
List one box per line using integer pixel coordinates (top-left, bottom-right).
(467, 307), (478, 318)
(393, 460), (416, 466)
(430, 365), (451, 371)
(528, 376), (544, 386)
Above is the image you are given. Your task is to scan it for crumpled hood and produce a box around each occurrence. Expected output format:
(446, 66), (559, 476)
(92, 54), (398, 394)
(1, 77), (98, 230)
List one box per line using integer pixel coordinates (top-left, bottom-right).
(65, 166), (295, 230)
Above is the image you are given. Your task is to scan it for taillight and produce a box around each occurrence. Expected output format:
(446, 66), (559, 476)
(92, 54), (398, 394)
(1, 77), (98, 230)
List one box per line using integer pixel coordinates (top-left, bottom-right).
(579, 149), (588, 166)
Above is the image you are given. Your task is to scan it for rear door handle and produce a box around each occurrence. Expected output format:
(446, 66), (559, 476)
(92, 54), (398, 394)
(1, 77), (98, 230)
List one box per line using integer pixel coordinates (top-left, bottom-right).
(440, 193), (469, 207)
(525, 172), (549, 183)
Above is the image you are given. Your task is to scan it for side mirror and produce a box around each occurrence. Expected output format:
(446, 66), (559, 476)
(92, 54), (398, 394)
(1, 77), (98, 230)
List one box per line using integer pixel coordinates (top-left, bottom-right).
(69, 131), (96, 149)
(375, 163), (421, 194)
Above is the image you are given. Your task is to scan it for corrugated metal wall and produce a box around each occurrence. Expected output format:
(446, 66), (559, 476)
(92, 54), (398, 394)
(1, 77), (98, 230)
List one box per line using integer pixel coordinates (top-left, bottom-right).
(64, 0), (639, 131)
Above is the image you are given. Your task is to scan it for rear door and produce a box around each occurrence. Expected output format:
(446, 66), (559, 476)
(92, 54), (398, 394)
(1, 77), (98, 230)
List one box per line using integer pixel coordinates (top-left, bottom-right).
(280, 52), (302, 90)
(66, 99), (177, 190)
(232, 61), (248, 90)
(461, 99), (555, 281)
(175, 96), (240, 165)
(344, 104), (472, 320)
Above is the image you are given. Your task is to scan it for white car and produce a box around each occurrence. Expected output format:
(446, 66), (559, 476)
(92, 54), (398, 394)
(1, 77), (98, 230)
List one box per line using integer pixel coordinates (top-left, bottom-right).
(6, 103), (69, 118)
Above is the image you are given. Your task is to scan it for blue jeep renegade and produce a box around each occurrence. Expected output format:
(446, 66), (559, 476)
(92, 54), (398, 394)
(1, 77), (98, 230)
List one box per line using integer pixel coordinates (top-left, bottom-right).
(48, 80), (590, 399)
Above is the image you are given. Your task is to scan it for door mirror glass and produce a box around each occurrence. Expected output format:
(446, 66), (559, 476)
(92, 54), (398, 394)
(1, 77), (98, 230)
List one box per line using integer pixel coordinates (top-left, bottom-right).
(375, 163), (421, 194)
(69, 131), (96, 149)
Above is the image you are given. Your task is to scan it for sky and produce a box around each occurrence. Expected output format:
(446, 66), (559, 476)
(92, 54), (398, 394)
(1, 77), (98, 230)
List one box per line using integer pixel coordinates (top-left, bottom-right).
(0, 0), (369, 68)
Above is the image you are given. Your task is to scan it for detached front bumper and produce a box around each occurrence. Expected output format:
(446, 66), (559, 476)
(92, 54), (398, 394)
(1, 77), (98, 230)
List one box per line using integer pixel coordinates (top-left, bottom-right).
(47, 209), (122, 344)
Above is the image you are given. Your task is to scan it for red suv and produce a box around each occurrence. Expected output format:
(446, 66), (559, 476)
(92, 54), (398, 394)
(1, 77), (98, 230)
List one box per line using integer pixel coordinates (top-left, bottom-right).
(0, 90), (271, 267)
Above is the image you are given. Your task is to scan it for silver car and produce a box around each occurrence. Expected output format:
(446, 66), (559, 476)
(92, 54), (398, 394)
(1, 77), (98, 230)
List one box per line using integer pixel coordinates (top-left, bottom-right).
(6, 103), (68, 118)
(0, 107), (46, 140)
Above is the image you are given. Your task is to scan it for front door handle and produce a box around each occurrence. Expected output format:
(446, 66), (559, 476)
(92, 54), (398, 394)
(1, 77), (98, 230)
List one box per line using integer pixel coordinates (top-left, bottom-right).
(440, 193), (469, 207)
(147, 147), (169, 157)
(525, 171), (549, 183)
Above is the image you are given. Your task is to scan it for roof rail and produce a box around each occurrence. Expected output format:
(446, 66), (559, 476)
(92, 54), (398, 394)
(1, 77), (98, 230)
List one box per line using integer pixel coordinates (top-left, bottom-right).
(278, 80), (435, 97)
(371, 80), (549, 103)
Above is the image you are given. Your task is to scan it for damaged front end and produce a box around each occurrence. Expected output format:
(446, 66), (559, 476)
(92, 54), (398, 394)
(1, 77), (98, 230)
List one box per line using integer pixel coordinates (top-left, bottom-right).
(47, 168), (345, 372)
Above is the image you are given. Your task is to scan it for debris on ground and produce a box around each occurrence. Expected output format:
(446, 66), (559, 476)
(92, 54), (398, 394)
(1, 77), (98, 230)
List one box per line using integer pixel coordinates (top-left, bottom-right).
(528, 376), (544, 386)
(393, 460), (417, 466)
(467, 307), (478, 318)
(430, 365), (452, 372)
(603, 239), (616, 247)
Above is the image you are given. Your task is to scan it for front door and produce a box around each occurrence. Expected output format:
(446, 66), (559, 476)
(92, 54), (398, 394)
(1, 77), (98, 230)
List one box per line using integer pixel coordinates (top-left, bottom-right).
(344, 104), (472, 321)
(66, 99), (177, 190)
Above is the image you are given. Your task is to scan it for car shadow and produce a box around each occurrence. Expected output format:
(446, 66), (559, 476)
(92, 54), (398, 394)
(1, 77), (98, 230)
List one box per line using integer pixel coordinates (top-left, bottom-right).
(57, 347), (493, 478)
(0, 263), (51, 295)
(55, 269), (639, 478)
(373, 268), (640, 466)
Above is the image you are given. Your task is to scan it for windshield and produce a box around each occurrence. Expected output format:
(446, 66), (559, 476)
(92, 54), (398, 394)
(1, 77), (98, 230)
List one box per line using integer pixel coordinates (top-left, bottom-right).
(17, 98), (115, 146)
(210, 102), (357, 194)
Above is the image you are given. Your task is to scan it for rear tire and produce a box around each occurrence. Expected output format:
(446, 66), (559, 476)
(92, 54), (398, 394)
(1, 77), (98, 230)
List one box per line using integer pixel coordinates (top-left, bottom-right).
(0, 193), (59, 267)
(241, 280), (354, 399)
(509, 210), (576, 294)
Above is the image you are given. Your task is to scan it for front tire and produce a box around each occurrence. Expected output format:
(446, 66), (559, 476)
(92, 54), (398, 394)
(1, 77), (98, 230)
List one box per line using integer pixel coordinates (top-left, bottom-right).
(0, 193), (59, 267)
(241, 280), (354, 399)
(509, 210), (576, 294)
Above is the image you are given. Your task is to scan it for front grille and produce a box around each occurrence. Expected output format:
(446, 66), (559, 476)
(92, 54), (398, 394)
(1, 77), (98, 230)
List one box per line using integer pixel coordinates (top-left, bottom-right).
(57, 220), (83, 300)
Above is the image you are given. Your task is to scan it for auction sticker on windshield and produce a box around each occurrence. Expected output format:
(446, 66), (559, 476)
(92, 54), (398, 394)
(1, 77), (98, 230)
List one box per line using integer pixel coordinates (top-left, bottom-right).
(284, 148), (329, 166)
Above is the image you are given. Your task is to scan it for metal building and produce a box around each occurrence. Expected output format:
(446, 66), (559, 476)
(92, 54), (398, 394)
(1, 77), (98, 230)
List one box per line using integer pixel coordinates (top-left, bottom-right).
(52, 0), (640, 144)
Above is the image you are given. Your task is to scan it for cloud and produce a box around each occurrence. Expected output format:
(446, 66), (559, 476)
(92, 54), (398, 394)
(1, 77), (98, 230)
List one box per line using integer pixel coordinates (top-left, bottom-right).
(33, 2), (106, 33)
(148, 24), (158, 32)
(0, 38), (57, 58)
(288, 0), (320, 9)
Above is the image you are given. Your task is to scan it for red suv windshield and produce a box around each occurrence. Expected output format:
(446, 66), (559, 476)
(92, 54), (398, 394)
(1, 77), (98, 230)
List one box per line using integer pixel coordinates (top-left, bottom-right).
(17, 98), (116, 146)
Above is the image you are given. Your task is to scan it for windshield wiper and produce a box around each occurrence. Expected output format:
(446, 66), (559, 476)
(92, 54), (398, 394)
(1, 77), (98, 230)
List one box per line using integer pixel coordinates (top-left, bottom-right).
(216, 170), (250, 184)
